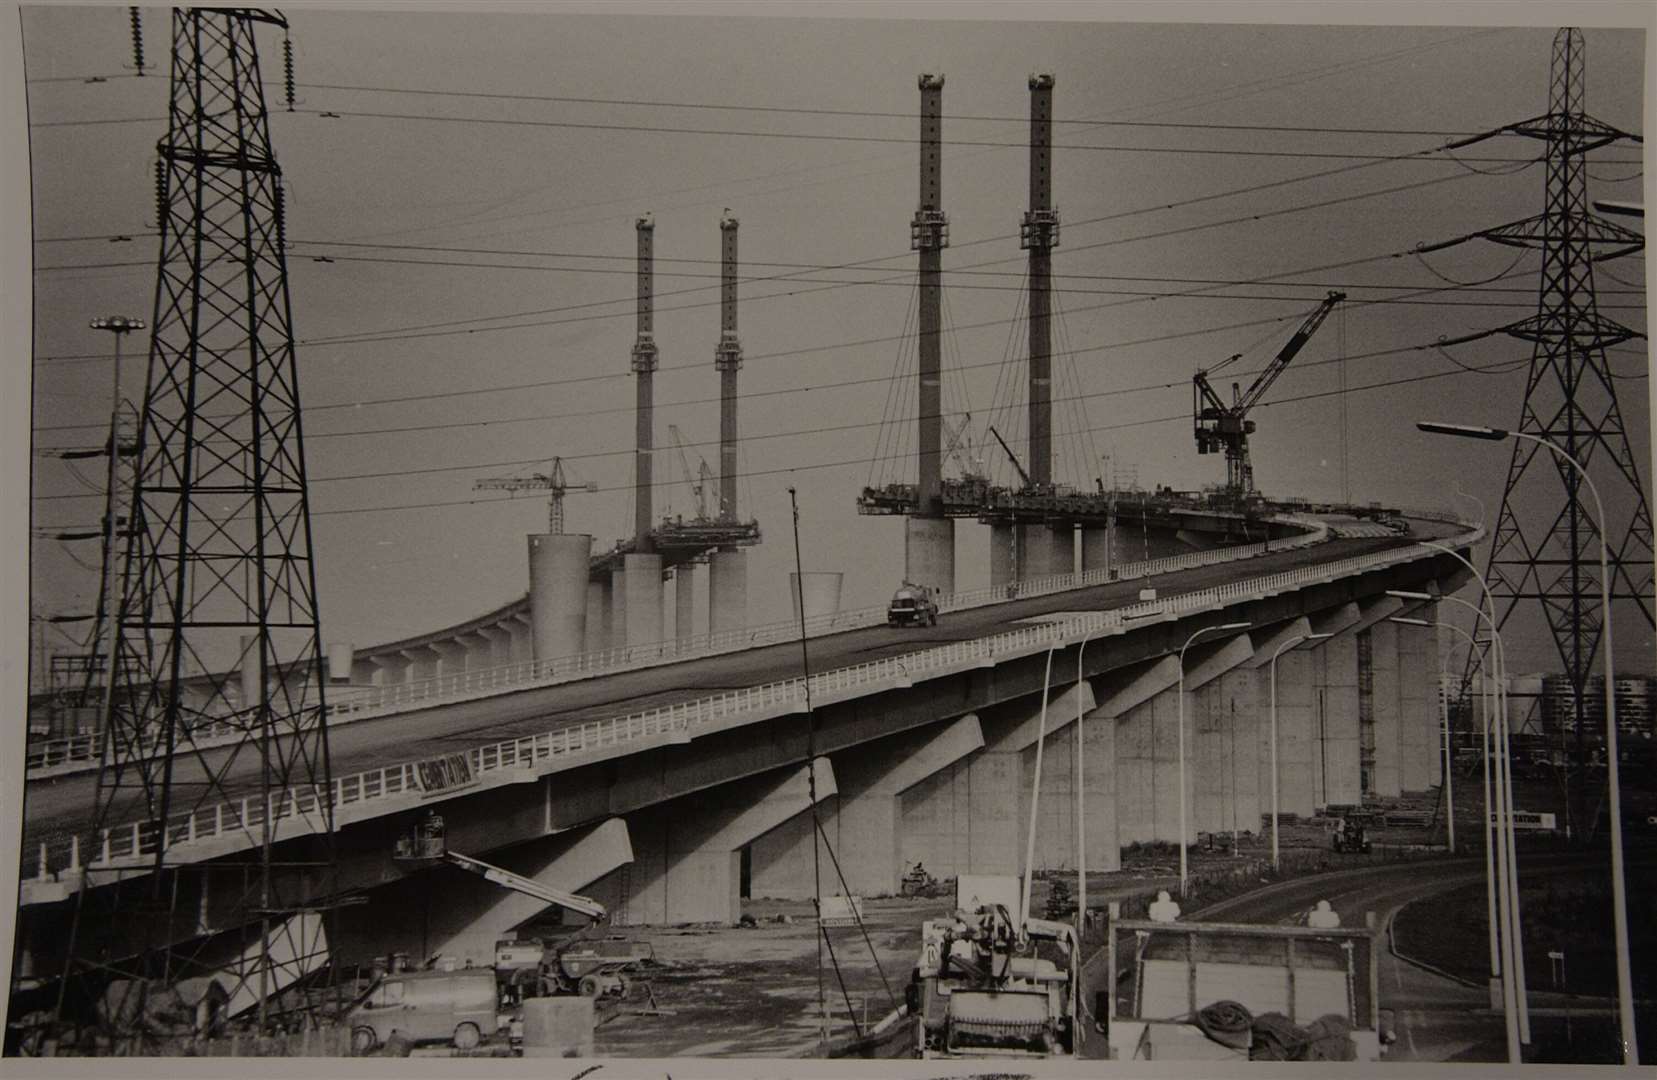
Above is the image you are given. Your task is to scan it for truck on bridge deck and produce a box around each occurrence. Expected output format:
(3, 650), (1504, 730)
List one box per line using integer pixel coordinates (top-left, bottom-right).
(1101, 908), (1386, 1062)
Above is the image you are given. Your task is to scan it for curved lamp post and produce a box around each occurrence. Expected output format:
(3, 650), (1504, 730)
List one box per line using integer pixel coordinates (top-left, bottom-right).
(1177, 621), (1250, 898)
(1389, 580), (1528, 1055)
(1420, 419), (1636, 1064)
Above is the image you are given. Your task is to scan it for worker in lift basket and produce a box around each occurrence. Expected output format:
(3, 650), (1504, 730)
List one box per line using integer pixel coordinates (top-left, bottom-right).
(1307, 899), (1341, 929)
(1148, 890), (1180, 923)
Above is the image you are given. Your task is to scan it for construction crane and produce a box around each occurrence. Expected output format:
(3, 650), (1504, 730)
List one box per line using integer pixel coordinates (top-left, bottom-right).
(473, 457), (597, 534)
(988, 424), (1032, 489)
(667, 424), (714, 521)
(1193, 290), (1344, 495)
(941, 412), (986, 481)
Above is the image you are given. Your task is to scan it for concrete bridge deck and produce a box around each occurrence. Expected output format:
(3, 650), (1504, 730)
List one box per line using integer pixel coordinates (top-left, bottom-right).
(14, 516), (1471, 977)
(21, 523), (1452, 867)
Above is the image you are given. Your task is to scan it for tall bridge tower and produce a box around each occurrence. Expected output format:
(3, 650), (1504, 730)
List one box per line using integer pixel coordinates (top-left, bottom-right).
(904, 73), (955, 595)
(709, 212), (749, 633)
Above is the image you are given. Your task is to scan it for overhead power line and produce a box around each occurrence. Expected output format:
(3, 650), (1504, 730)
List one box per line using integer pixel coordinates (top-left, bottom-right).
(31, 349), (1559, 531)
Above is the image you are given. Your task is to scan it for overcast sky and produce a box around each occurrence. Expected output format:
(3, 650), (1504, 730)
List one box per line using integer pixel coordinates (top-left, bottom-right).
(11, 2), (1653, 680)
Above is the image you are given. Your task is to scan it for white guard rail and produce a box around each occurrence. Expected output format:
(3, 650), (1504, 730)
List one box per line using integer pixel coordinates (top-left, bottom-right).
(28, 514), (1331, 777)
(25, 520), (1478, 885)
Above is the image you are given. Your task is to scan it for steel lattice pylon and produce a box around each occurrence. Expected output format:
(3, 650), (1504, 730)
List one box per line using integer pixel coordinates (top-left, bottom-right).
(56, 8), (337, 1043)
(1473, 29), (1651, 806)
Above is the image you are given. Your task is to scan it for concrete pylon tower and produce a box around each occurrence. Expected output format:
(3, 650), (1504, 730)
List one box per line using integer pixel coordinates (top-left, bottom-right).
(632, 215), (660, 547)
(1020, 72), (1074, 579)
(904, 73), (955, 596)
(625, 215), (663, 646)
(709, 211), (748, 634)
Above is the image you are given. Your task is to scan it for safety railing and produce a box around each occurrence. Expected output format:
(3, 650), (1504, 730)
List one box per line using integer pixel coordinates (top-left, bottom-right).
(27, 513), (1330, 777)
(25, 521), (1477, 884)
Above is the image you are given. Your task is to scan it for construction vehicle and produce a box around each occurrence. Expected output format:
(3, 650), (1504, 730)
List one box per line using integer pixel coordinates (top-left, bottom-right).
(905, 875), (1079, 1059)
(1331, 816), (1373, 854)
(887, 582), (939, 627)
(1102, 906), (1387, 1061)
(1193, 291), (1344, 496)
(495, 935), (653, 1002)
(392, 812), (608, 923)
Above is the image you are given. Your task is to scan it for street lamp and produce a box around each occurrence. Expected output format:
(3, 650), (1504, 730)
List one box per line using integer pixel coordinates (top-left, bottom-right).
(1073, 621), (1111, 940)
(1419, 418), (1639, 1064)
(1021, 645), (1059, 928)
(1390, 582), (1528, 1053)
(1268, 631), (1331, 869)
(1177, 621), (1250, 898)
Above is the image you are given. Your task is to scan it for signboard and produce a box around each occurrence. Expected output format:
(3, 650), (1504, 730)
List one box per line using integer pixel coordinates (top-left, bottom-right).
(415, 751), (477, 797)
(1490, 810), (1557, 831)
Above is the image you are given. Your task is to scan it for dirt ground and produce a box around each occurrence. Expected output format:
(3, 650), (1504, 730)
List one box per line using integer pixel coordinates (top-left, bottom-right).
(588, 821), (1427, 1058)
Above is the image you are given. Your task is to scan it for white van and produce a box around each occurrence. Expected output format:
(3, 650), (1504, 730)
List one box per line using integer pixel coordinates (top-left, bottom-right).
(347, 967), (500, 1053)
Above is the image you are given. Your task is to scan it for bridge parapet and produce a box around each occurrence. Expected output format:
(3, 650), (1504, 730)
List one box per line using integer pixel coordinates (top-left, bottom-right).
(23, 520), (1477, 896)
(24, 515), (1331, 778)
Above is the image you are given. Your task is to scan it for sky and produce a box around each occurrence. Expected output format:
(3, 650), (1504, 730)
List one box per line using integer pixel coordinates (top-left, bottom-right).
(10, 2), (1654, 683)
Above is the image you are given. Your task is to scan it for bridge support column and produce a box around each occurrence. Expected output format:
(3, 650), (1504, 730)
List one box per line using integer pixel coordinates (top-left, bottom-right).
(1016, 524), (1071, 580)
(368, 652), (412, 687)
(477, 624), (514, 671)
(1396, 604), (1439, 788)
(333, 819), (634, 968)
(674, 564), (696, 644)
(623, 553), (664, 648)
(621, 759), (836, 925)
(1180, 636), (1256, 839)
(749, 715), (983, 899)
(1317, 633), (1362, 807)
(904, 517), (954, 596)
(432, 638), (470, 679)
(609, 566), (627, 648)
(1081, 526), (1111, 577)
(978, 681), (1095, 876)
(455, 631), (493, 673)
(1192, 667), (1263, 840)
(507, 613), (536, 665)
(584, 580), (610, 656)
(1319, 596), (1402, 805)
(402, 646), (440, 683)
(708, 548), (746, 635)
(528, 532), (592, 663)
(989, 523), (1017, 589)
(1368, 621), (1403, 798)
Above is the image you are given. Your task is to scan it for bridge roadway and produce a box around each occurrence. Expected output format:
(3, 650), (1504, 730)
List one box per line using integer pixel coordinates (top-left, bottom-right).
(20, 530), (1435, 862)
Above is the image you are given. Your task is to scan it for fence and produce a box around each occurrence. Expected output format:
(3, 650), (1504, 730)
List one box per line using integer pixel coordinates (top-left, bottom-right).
(24, 521), (1479, 886)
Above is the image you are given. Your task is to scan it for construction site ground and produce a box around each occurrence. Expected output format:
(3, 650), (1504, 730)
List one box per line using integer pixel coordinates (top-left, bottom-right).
(588, 807), (1455, 1058)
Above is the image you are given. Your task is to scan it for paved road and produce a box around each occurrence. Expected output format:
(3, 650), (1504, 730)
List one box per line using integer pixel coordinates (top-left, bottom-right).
(22, 532), (1431, 855)
(1090, 852), (1639, 1063)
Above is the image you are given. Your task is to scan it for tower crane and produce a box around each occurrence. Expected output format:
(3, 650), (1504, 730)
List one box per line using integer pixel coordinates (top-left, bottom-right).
(1193, 290), (1344, 496)
(473, 457), (597, 534)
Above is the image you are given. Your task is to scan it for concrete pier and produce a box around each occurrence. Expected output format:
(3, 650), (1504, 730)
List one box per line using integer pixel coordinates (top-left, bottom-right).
(1081, 526), (1111, 575)
(609, 566), (627, 648)
(989, 523), (1019, 589)
(904, 516), (955, 596)
(674, 564), (696, 644)
(527, 533), (591, 662)
(708, 548), (746, 635)
(584, 579), (610, 655)
(623, 553), (664, 647)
